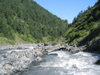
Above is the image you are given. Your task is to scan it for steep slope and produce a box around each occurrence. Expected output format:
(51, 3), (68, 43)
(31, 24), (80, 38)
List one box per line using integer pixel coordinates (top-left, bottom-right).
(0, 0), (67, 44)
(64, 0), (100, 53)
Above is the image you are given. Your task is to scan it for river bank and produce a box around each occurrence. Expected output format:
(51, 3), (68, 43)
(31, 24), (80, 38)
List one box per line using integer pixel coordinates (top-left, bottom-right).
(0, 44), (47, 74)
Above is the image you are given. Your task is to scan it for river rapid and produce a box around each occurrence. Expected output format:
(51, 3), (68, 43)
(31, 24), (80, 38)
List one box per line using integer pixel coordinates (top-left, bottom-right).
(21, 50), (100, 75)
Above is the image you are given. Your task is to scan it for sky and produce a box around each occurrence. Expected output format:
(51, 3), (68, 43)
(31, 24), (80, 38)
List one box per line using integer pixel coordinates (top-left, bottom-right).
(34, 0), (98, 23)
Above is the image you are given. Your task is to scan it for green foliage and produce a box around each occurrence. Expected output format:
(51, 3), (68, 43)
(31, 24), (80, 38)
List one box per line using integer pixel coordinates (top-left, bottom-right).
(0, 0), (66, 44)
(64, 0), (100, 46)
(0, 37), (15, 45)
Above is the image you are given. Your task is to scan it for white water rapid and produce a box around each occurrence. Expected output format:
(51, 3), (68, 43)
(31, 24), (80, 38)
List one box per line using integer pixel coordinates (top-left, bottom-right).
(21, 50), (100, 75)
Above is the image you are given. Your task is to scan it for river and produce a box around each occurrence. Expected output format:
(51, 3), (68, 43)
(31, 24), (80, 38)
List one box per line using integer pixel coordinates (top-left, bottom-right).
(21, 50), (100, 75)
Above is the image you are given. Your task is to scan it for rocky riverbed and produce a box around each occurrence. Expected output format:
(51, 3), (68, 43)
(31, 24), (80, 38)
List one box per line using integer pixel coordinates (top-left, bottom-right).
(0, 43), (99, 75)
(0, 43), (79, 74)
(21, 45), (100, 75)
(0, 44), (47, 75)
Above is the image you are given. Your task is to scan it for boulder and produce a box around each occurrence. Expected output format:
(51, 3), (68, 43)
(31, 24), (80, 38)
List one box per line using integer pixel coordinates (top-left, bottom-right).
(95, 59), (100, 65)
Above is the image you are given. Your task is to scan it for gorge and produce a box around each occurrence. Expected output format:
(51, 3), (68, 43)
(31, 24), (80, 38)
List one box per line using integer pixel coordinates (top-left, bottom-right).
(0, 0), (100, 75)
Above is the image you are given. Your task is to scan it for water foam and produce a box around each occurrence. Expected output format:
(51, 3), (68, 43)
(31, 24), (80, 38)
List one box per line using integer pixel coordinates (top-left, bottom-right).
(22, 50), (100, 75)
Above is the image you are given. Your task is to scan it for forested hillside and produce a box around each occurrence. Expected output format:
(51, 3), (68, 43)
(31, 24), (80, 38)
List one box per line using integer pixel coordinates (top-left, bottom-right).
(64, 0), (100, 53)
(0, 0), (67, 44)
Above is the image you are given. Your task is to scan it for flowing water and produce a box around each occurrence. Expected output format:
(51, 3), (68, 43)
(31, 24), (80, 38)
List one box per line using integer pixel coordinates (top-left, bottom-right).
(21, 50), (100, 75)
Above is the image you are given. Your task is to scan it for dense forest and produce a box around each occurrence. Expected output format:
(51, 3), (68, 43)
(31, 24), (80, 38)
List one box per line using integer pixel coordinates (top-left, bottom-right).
(0, 0), (99, 54)
(0, 0), (67, 44)
(64, 0), (100, 53)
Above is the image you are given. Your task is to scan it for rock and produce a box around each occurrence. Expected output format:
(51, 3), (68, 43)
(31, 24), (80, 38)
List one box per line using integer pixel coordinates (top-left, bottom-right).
(42, 50), (48, 55)
(0, 44), (45, 74)
(44, 43), (49, 46)
(4, 63), (14, 71)
(95, 60), (100, 65)
(56, 44), (81, 54)
(58, 48), (67, 51)
(47, 44), (81, 54)
(48, 53), (58, 56)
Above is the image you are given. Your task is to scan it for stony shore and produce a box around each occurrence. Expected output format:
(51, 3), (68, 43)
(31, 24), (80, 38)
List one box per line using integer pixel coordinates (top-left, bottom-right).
(0, 43), (87, 75)
(0, 44), (48, 75)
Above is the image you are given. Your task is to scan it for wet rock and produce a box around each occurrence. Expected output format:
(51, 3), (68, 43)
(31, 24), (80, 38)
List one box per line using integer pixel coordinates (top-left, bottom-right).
(44, 43), (49, 46)
(57, 48), (67, 51)
(68, 47), (80, 54)
(48, 53), (58, 56)
(42, 50), (48, 55)
(95, 60), (100, 65)
(55, 44), (81, 54)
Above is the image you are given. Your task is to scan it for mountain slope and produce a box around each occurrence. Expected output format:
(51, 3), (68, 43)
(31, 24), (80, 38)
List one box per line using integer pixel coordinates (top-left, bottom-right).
(0, 0), (67, 44)
(64, 0), (100, 53)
